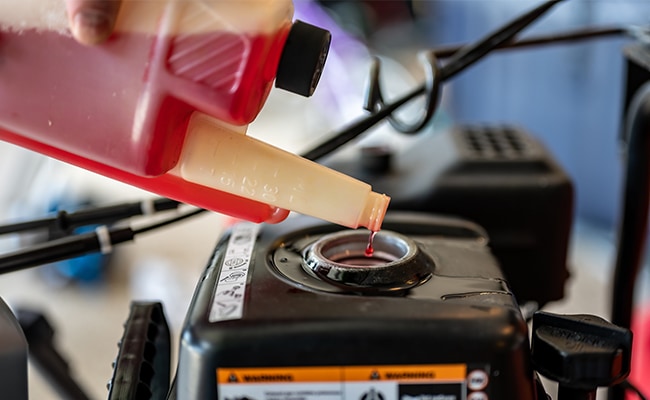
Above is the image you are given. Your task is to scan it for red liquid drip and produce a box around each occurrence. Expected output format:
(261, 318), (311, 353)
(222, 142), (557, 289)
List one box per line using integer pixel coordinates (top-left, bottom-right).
(365, 231), (377, 257)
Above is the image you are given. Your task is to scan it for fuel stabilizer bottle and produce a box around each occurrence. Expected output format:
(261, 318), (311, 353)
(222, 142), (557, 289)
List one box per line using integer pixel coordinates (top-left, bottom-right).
(0, 0), (390, 231)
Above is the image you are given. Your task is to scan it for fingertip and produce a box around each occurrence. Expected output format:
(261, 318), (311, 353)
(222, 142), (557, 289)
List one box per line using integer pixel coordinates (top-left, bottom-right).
(66, 1), (121, 45)
(72, 10), (114, 45)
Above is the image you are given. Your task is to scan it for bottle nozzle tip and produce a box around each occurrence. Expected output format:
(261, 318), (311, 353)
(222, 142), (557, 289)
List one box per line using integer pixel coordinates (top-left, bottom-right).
(361, 192), (390, 232)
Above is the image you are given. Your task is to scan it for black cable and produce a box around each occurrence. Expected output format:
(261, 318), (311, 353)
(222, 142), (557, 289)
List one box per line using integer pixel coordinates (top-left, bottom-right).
(299, 4), (648, 162)
(0, 197), (180, 236)
(60, 197), (180, 230)
(132, 208), (206, 235)
(0, 227), (133, 274)
(302, 84), (425, 161)
(438, 0), (564, 80)
(302, 0), (565, 161)
(431, 26), (627, 59)
(0, 207), (205, 274)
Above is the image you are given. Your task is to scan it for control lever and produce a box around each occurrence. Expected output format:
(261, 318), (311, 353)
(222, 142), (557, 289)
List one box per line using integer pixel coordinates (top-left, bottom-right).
(16, 308), (91, 400)
(531, 311), (633, 400)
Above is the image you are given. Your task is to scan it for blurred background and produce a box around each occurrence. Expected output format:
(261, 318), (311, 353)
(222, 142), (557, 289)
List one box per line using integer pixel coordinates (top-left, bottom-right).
(0, 0), (649, 398)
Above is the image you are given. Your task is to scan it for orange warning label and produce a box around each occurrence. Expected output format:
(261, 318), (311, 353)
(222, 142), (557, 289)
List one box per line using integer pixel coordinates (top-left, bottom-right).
(344, 364), (466, 382)
(217, 364), (466, 384)
(218, 367), (341, 384)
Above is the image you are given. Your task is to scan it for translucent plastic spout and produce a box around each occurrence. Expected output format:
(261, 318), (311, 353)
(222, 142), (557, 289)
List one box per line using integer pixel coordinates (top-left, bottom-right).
(176, 113), (390, 231)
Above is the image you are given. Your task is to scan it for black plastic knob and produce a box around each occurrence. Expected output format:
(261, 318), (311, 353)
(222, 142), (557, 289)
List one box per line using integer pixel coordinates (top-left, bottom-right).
(275, 20), (331, 97)
(531, 311), (632, 391)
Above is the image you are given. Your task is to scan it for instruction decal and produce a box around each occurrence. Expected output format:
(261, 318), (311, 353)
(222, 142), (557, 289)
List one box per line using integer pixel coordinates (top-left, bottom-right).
(209, 222), (260, 322)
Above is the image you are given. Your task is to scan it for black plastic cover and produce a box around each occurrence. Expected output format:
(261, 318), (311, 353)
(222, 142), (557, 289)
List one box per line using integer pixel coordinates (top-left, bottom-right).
(175, 213), (538, 400)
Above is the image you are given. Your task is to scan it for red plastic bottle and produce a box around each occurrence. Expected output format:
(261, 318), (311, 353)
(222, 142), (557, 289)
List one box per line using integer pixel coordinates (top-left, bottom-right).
(0, 0), (330, 223)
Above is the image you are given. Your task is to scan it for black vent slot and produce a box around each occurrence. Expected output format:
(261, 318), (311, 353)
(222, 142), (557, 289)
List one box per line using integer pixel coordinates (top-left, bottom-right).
(463, 126), (529, 159)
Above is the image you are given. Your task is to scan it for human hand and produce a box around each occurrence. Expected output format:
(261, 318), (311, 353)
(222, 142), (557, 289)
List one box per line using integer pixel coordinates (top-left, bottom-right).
(64, 0), (122, 45)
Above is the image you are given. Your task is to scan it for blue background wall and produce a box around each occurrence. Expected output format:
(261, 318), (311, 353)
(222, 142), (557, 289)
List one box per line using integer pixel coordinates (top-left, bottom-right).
(417, 0), (650, 229)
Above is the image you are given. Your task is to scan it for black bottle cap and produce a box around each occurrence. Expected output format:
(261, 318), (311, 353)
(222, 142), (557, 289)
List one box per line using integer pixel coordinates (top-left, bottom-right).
(275, 20), (331, 97)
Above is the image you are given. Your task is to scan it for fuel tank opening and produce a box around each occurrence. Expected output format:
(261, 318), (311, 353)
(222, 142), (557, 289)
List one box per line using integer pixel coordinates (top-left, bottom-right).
(302, 230), (433, 292)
